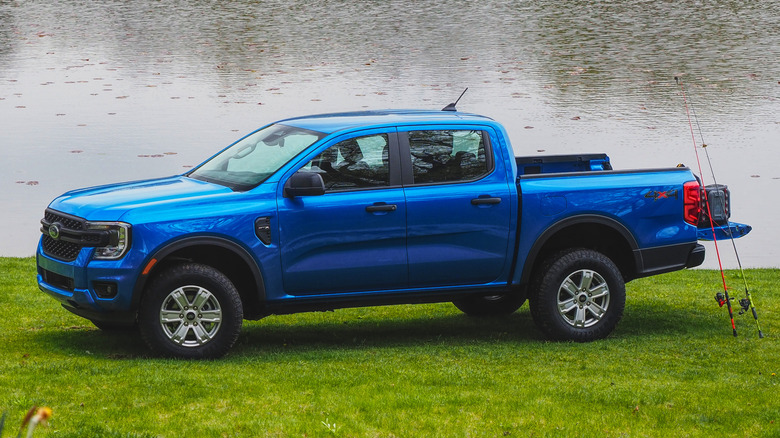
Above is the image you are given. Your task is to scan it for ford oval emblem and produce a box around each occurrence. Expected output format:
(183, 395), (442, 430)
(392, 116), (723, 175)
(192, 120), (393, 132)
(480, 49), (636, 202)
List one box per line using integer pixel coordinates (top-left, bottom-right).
(48, 223), (61, 240)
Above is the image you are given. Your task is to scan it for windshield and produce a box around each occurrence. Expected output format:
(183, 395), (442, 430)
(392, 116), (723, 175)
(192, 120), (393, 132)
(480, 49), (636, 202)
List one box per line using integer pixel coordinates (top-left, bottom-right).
(188, 124), (325, 191)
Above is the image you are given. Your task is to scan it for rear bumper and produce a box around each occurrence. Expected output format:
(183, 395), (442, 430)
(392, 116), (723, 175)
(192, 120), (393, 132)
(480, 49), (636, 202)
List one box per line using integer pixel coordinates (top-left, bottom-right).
(685, 243), (706, 268)
(697, 221), (752, 241)
(633, 242), (705, 278)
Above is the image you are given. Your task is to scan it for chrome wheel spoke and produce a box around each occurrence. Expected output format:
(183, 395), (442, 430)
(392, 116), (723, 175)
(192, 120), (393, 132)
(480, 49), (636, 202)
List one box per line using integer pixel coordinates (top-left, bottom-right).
(558, 297), (577, 313)
(579, 270), (594, 291)
(170, 322), (191, 344)
(191, 288), (213, 310)
(589, 302), (606, 319)
(170, 288), (190, 309)
(191, 324), (212, 344)
(160, 310), (183, 324)
(573, 306), (587, 327)
(590, 283), (609, 299)
(199, 309), (222, 324)
(561, 278), (579, 297)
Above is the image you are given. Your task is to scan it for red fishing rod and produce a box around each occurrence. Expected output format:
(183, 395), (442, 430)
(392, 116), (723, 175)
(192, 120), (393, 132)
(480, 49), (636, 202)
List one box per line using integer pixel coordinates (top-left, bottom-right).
(675, 77), (764, 338)
(675, 76), (737, 337)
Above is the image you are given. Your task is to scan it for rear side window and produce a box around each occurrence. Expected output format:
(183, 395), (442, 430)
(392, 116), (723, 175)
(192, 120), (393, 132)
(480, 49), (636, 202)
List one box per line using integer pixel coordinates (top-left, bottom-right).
(408, 130), (490, 184)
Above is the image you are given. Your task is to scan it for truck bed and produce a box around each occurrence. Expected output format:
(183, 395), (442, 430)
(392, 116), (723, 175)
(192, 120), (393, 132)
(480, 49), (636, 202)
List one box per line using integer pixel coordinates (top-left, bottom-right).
(516, 154), (612, 175)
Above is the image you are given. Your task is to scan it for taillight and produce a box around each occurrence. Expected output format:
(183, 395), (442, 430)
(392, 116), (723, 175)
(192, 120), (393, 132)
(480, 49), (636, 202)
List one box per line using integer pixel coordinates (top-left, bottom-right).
(683, 181), (701, 225)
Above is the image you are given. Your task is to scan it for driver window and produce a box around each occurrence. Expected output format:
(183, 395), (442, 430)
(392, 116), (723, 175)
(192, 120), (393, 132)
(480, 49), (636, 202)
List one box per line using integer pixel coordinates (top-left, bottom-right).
(299, 134), (391, 191)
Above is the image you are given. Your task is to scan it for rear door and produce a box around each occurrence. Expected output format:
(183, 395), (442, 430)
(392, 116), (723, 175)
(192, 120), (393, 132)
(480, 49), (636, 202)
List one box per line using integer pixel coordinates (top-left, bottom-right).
(277, 129), (408, 294)
(400, 127), (514, 287)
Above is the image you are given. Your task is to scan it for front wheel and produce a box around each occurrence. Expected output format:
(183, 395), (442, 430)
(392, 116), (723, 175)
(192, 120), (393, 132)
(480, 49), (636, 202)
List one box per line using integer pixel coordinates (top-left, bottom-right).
(529, 249), (625, 342)
(138, 263), (243, 359)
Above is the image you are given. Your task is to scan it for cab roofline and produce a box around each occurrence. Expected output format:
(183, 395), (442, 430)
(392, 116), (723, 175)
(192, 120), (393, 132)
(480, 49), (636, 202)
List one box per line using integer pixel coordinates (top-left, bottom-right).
(275, 109), (495, 134)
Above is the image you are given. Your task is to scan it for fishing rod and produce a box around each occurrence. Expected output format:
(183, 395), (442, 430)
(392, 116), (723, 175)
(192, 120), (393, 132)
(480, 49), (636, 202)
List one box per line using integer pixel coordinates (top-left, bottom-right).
(674, 76), (737, 337)
(675, 77), (764, 338)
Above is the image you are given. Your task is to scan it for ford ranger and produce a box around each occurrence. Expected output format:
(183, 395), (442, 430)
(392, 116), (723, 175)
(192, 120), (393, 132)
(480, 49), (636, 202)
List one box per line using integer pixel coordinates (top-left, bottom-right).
(36, 108), (739, 358)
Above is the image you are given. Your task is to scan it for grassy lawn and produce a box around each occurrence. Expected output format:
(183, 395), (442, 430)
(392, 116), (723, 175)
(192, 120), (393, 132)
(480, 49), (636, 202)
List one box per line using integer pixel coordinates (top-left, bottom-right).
(1, 257), (777, 437)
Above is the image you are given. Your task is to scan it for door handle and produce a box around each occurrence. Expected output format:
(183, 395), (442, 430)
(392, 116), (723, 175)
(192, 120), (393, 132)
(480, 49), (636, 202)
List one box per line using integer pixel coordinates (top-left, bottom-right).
(366, 203), (397, 212)
(471, 197), (502, 205)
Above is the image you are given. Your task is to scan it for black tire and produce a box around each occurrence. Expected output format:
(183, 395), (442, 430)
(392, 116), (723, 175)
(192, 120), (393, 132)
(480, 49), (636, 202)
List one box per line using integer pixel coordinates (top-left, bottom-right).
(452, 290), (527, 317)
(529, 249), (625, 342)
(138, 263), (243, 359)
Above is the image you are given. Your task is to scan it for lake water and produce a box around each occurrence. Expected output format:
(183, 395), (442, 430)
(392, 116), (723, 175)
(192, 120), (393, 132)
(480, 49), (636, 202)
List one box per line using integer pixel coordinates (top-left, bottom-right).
(1, 0), (778, 269)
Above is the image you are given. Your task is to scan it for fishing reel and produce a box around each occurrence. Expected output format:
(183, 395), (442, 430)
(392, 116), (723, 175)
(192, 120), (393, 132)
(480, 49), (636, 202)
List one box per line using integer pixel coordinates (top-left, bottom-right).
(738, 299), (751, 315)
(714, 292), (727, 307)
(715, 292), (752, 315)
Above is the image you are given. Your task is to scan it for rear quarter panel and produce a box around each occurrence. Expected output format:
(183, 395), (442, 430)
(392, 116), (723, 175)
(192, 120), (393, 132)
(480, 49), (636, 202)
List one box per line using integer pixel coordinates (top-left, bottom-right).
(514, 168), (699, 279)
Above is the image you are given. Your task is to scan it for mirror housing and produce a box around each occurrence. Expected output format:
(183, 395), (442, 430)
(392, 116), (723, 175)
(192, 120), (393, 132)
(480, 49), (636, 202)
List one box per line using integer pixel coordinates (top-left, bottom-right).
(284, 172), (326, 197)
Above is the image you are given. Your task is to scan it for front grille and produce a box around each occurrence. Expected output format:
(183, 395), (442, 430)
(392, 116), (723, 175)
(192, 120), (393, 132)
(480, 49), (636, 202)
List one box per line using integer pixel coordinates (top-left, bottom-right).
(44, 210), (83, 230)
(42, 235), (82, 261)
(41, 210), (85, 261)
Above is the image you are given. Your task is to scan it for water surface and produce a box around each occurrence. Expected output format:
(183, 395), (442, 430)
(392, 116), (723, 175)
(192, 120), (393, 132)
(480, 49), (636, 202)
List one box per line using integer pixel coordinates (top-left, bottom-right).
(1, 0), (778, 269)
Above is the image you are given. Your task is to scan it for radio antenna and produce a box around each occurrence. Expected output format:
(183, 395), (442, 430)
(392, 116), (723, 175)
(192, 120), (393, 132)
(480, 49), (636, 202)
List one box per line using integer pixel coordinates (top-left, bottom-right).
(442, 88), (469, 111)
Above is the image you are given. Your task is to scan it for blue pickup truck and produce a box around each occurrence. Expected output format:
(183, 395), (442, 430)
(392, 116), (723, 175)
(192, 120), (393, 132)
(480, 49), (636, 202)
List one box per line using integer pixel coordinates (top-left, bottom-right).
(37, 109), (732, 358)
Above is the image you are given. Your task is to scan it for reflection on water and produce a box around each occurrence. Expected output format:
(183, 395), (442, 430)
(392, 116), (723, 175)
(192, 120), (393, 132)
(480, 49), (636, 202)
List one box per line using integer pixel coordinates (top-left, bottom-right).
(1, 0), (778, 268)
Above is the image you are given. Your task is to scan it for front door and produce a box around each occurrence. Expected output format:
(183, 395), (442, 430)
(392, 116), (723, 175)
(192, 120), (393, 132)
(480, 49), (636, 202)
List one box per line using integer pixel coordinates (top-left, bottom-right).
(278, 130), (407, 294)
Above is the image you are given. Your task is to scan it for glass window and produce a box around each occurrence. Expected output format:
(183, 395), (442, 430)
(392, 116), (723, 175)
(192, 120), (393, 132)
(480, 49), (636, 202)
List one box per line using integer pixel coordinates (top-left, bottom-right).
(189, 124), (324, 191)
(408, 130), (489, 184)
(298, 134), (391, 191)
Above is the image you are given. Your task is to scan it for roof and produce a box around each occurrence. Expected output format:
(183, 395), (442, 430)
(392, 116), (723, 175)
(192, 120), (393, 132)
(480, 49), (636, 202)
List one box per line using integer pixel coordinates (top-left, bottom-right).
(276, 109), (495, 134)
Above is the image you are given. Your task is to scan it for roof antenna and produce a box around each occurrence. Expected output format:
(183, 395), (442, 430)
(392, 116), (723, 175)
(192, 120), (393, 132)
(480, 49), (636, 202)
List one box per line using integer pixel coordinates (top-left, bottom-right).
(442, 88), (468, 111)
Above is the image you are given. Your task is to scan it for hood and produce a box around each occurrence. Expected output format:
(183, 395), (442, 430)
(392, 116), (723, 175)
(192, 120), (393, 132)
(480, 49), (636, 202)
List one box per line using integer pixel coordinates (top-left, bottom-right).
(49, 176), (233, 220)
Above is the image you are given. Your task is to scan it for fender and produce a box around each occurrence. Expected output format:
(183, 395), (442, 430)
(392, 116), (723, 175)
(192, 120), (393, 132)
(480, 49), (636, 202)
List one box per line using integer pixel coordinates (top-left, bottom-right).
(518, 214), (640, 285)
(131, 236), (266, 310)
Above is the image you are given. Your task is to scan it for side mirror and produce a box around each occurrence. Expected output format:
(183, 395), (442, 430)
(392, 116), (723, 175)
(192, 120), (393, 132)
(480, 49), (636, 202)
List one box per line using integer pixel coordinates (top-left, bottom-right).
(284, 172), (325, 197)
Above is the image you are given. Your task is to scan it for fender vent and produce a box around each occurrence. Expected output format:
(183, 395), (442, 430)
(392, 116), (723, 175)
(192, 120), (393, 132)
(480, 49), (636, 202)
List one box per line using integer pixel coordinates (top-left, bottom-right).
(254, 217), (272, 245)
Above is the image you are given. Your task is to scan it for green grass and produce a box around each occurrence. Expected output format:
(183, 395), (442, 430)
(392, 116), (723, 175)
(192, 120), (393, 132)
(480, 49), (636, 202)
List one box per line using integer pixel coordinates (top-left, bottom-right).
(1, 257), (778, 437)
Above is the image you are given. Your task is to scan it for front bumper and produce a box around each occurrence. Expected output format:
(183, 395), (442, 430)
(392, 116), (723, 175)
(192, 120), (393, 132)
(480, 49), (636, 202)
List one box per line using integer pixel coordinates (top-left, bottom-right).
(36, 239), (141, 323)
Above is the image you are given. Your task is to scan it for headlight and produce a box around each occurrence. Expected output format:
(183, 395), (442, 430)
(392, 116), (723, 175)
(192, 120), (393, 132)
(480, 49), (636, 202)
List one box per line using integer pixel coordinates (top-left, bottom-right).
(86, 222), (131, 260)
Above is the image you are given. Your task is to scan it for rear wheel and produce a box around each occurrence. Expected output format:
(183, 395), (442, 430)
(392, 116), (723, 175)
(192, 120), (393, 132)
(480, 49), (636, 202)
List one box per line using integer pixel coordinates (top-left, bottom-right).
(453, 290), (526, 316)
(529, 249), (625, 341)
(139, 263), (243, 359)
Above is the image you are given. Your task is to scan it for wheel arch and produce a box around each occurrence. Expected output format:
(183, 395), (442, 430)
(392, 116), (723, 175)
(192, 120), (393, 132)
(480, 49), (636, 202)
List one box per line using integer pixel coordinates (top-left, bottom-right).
(520, 215), (640, 285)
(132, 236), (266, 319)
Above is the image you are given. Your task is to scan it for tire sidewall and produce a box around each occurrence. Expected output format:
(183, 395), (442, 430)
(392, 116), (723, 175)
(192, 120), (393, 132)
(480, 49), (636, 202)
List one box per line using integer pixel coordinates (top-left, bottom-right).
(139, 263), (243, 359)
(530, 249), (625, 342)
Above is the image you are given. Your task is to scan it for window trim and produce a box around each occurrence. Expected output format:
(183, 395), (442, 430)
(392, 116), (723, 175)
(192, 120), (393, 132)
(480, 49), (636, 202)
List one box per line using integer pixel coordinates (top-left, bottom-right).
(398, 129), (495, 187)
(284, 130), (403, 195)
